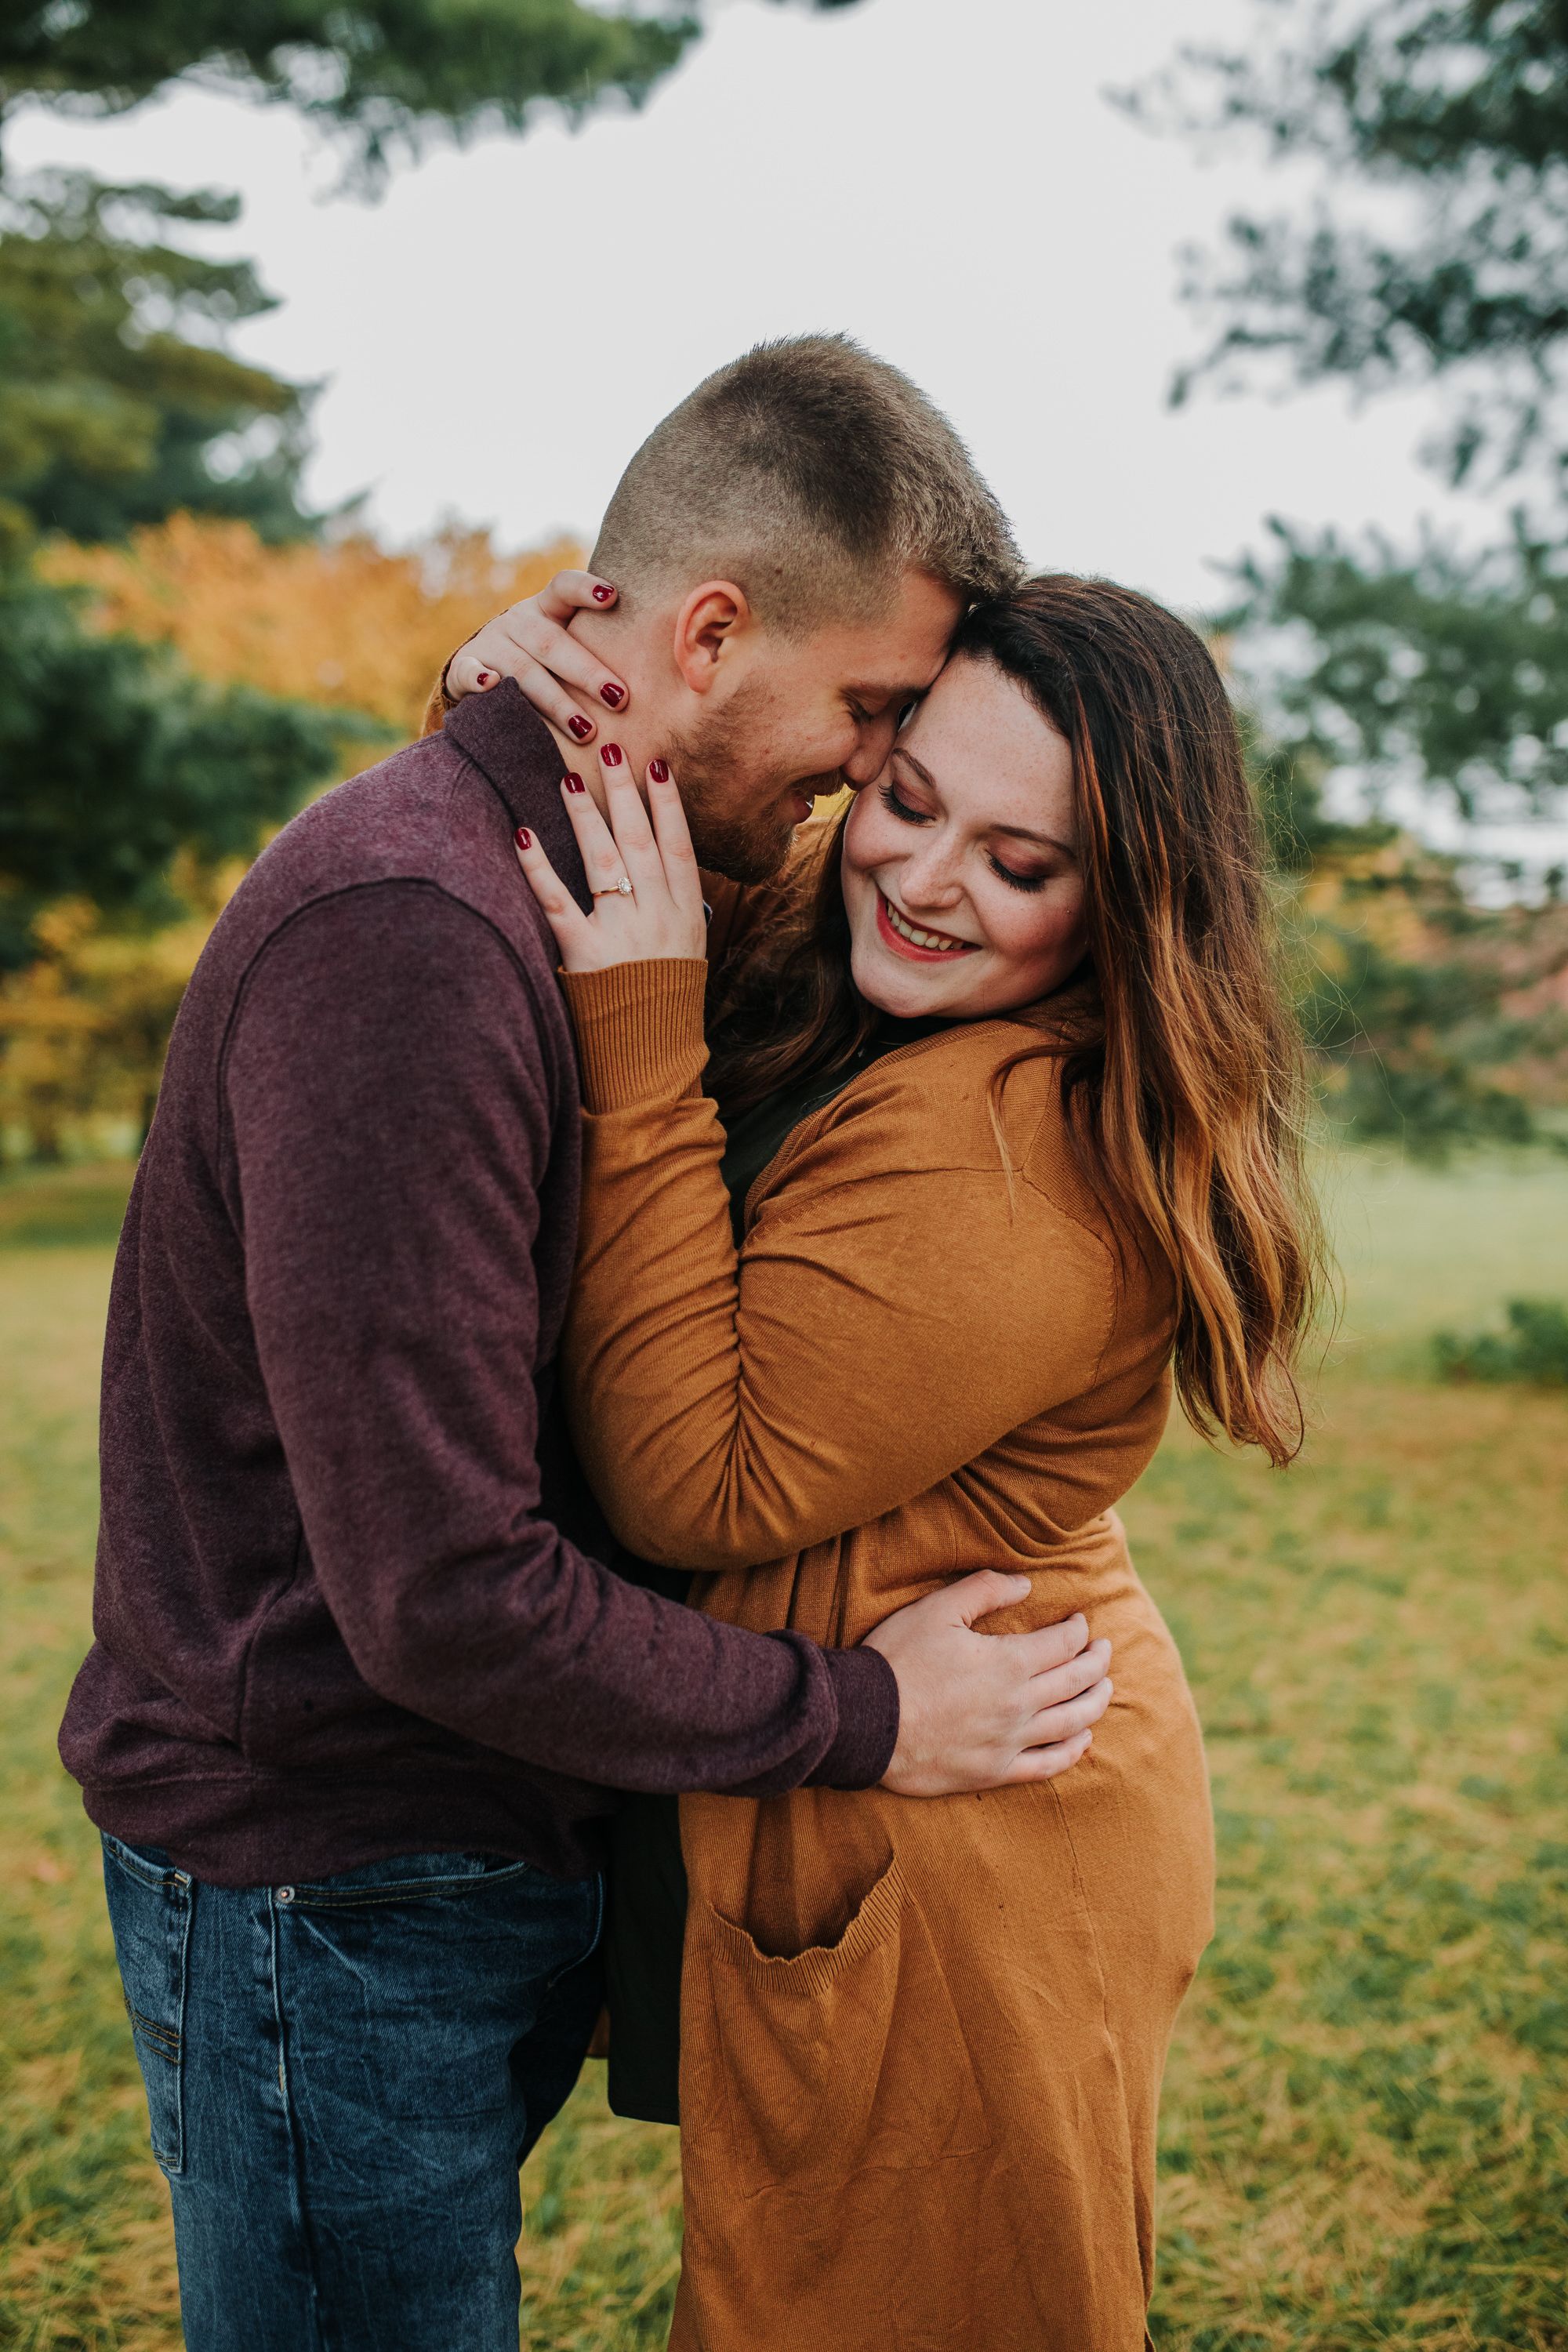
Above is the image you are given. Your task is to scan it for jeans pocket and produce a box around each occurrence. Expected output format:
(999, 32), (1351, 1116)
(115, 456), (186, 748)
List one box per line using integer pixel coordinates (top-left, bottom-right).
(700, 1855), (991, 2199)
(100, 1834), (194, 2176)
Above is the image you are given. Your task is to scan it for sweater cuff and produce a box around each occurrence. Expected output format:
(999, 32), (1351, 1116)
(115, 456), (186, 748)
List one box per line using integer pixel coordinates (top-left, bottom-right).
(807, 1644), (900, 1790)
(560, 960), (709, 1112)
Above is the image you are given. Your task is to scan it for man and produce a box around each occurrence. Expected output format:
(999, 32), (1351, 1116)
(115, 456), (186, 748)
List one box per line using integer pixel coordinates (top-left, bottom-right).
(62, 336), (1111, 2350)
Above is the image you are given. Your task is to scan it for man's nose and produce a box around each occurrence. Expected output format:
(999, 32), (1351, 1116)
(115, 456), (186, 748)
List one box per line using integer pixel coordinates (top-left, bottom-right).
(842, 713), (899, 786)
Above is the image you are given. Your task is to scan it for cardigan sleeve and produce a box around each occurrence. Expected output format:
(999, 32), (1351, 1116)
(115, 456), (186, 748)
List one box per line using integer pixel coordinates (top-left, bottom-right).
(558, 961), (1117, 1573)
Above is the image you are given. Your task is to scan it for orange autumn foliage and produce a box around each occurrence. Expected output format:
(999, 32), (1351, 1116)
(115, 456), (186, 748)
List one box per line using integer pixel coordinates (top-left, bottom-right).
(4, 516), (582, 1158)
(42, 514), (584, 746)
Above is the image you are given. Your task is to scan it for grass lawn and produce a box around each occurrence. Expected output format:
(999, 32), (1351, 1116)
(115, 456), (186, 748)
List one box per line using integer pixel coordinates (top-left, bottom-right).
(1, 1149), (1564, 2350)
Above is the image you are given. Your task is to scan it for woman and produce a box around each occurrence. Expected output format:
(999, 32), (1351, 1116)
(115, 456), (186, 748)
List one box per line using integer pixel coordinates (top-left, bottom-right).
(459, 576), (1322, 2348)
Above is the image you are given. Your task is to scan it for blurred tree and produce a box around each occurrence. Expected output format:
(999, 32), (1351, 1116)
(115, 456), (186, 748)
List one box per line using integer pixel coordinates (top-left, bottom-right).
(1, 0), (704, 196)
(0, 890), (210, 1156)
(0, 0), (880, 544)
(1224, 516), (1568, 822)
(1249, 731), (1568, 1149)
(1133, 0), (1568, 498)
(0, 561), (354, 968)
(1131, 2), (1568, 839)
(0, 0), (720, 543)
(42, 513), (583, 735)
(0, 172), (312, 546)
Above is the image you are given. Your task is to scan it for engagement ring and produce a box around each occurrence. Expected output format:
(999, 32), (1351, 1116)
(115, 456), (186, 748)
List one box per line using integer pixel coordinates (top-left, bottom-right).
(593, 877), (633, 898)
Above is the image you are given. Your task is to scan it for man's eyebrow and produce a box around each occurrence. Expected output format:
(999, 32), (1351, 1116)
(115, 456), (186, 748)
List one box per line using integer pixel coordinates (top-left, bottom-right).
(891, 747), (1076, 859)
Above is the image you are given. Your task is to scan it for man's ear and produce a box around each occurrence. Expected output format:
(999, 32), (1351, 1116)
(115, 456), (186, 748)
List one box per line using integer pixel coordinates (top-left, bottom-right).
(672, 581), (752, 695)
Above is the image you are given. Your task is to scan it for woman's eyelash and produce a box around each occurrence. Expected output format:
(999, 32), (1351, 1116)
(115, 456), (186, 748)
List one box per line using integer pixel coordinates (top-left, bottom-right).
(989, 856), (1048, 895)
(878, 782), (927, 825)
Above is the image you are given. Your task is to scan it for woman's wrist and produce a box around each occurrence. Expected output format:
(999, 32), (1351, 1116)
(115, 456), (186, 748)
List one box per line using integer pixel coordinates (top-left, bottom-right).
(561, 960), (708, 1112)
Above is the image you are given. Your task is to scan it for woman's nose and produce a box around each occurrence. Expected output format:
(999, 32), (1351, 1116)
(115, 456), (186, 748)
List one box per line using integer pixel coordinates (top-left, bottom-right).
(900, 850), (964, 908)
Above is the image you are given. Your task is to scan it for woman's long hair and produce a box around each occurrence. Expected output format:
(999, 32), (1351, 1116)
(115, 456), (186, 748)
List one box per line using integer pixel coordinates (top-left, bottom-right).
(706, 574), (1328, 1466)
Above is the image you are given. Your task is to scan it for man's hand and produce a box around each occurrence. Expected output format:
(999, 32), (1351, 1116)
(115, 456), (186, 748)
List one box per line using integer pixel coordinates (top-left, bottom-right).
(866, 1573), (1112, 1795)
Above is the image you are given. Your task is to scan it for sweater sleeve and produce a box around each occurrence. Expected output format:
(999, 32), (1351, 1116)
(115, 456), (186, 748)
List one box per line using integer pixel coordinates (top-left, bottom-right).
(223, 888), (895, 1794)
(559, 960), (1117, 1573)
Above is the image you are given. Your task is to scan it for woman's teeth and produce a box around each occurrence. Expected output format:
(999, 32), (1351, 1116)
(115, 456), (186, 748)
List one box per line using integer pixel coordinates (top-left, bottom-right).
(883, 895), (970, 953)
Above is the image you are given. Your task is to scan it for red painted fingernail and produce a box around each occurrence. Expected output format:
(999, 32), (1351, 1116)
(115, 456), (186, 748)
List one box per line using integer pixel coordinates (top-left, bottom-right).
(600, 743), (623, 768)
(563, 772), (586, 795)
(592, 583), (615, 604)
(477, 670), (495, 688)
(567, 713), (593, 741)
(514, 826), (531, 848)
(599, 682), (625, 709)
(648, 757), (670, 782)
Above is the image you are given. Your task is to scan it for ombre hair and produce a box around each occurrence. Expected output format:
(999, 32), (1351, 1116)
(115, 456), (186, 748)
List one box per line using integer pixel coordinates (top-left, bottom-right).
(706, 574), (1327, 1467)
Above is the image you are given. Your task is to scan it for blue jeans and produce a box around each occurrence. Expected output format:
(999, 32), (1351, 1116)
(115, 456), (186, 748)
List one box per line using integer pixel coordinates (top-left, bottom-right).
(101, 1833), (604, 2351)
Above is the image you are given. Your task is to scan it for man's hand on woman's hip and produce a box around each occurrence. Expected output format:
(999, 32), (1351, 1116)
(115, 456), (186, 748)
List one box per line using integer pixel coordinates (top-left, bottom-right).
(866, 1573), (1112, 1796)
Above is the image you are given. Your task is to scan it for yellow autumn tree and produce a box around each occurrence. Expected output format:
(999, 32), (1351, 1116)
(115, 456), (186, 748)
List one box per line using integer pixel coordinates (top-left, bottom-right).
(42, 515), (583, 745)
(0, 885), (226, 1158)
(5, 519), (578, 1159)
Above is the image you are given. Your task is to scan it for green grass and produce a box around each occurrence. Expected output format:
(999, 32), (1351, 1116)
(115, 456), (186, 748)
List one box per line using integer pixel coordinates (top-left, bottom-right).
(1319, 1146), (1568, 1378)
(1138, 1388), (1567, 2349)
(0, 1166), (136, 1254)
(1, 1152), (1564, 2348)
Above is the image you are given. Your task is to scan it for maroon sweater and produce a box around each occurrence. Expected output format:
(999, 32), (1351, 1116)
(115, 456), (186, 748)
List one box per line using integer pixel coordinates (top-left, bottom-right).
(59, 684), (898, 1887)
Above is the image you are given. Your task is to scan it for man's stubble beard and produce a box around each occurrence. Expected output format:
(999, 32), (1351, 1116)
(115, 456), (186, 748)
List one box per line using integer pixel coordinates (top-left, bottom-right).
(666, 686), (840, 886)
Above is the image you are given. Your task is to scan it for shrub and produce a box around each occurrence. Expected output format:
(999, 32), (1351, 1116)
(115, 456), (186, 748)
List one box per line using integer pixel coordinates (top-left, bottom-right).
(1434, 1298), (1568, 1385)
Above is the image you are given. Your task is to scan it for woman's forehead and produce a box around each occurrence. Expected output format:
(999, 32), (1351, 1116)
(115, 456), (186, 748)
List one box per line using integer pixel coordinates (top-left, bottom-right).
(902, 658), (1073, 818)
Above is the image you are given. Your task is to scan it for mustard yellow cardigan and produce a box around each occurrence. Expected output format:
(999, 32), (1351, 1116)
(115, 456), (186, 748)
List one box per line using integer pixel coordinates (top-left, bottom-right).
(559, 957), (1213, 2352)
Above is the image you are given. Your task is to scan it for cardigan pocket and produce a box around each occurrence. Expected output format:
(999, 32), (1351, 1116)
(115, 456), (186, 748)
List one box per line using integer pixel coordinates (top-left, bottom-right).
(699, 1854), (990, 2199)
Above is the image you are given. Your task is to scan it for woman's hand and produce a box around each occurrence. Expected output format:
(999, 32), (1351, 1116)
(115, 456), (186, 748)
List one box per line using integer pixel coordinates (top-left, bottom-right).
(514, 751), (708, 974)
(447, 570), (629, 747)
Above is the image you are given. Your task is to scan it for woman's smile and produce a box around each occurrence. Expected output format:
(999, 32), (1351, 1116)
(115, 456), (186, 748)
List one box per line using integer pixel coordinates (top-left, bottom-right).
(876, 891), (977, 960)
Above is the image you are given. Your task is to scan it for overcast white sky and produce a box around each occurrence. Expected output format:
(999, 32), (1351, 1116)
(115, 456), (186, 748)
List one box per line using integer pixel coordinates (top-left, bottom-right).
(16, 0), (1564, 877)
(11, 0), (1489, 615)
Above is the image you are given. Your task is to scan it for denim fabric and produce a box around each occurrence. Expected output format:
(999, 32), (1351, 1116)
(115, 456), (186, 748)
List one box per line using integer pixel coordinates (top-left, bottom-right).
(102, 1835), (603, 2352)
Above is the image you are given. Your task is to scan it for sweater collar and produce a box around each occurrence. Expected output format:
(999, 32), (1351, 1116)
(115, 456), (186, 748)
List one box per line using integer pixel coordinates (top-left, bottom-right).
(443, 680), (593, 914)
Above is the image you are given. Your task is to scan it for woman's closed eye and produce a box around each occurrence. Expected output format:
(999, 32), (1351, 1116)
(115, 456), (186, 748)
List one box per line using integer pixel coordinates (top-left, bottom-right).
(878, 779), (931, 826)
(987, 852), (1050, 895)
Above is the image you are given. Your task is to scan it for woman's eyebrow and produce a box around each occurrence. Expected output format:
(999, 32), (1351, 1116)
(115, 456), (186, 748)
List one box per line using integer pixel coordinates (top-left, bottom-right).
(891, 746), (938, 786)
(891, 749), (1075, 859)
(990, 821), (1077, 858)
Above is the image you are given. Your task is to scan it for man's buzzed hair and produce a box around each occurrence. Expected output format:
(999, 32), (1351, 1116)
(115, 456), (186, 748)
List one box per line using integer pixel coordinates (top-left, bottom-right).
(591, 334), (1022, 636)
